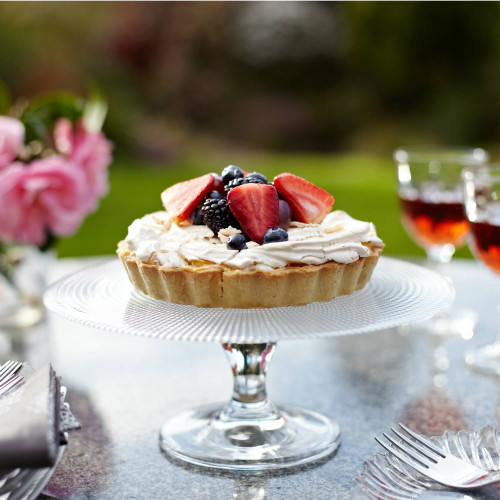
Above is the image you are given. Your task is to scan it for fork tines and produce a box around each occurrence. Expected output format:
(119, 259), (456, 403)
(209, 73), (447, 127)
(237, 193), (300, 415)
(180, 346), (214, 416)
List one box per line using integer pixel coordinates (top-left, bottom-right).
(0, 361), (24, 397)
(0, 361), (23, 382)
(398, 423), (446, 457)
(375, 423), (447, 472)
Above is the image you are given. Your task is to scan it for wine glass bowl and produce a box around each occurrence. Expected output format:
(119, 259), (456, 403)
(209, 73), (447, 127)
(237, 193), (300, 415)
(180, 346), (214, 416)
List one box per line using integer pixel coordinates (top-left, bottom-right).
(463, 165), (500, 275)
(462, 164), (500, 374)
(395, 146), (488, 264)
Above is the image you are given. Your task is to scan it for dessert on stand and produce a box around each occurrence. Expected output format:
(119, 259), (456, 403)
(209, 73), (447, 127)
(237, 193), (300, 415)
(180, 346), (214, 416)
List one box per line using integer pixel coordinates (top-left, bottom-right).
(45, 166), (455, 473)
(117, 167), (384, 308)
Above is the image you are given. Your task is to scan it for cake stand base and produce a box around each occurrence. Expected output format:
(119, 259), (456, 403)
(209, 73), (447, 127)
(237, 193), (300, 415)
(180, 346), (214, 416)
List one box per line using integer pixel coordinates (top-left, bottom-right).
(159, 402), (340, 472)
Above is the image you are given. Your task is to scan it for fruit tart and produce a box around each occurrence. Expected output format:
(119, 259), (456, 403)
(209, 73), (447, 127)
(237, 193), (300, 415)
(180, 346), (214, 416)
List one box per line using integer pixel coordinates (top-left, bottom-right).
(117, 166), (384, 308)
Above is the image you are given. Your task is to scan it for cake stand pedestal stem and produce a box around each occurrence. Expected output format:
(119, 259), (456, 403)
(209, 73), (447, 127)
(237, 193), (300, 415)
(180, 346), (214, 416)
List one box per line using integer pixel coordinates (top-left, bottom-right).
(159, 341), (340, 471)
(216, 343), (285, 445)
(223, 343), (275, 405)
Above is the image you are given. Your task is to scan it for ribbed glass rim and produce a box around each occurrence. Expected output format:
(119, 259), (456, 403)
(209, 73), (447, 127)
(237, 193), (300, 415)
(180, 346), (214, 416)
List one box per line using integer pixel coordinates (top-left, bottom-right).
(462, 163), (500, 181)
(43, 257), (455, 343)
(394, 146), (489, 165)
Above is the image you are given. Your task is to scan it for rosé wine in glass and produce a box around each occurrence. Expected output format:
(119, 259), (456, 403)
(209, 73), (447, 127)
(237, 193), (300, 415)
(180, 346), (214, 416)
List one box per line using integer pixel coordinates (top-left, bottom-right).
(468, 220), (500, 275)
(399, 195), (469, 250)
(395, 146), (488, 337)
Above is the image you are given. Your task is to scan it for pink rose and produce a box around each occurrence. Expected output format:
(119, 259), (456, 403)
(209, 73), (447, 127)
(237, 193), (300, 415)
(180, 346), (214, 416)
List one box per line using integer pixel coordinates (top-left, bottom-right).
(54, 118), (112, 211)
(0, 157), (88, 246)
(0, 116), (25, 171)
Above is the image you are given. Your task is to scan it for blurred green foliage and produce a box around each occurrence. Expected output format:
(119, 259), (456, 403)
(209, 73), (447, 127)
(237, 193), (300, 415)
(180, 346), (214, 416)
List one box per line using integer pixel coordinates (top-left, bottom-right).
(0, 3), (491, 258)
(56, 153), (473, 260)
(0, 2), (499, 158)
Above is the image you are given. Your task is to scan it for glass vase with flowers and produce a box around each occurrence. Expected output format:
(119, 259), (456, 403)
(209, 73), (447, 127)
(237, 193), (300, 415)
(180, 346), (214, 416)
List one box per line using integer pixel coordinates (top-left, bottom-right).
(0, 90), (112, 328)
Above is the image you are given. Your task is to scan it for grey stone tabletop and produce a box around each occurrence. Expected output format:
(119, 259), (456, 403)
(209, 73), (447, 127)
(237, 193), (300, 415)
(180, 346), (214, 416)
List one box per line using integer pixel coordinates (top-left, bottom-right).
(3, 257), (500, 499)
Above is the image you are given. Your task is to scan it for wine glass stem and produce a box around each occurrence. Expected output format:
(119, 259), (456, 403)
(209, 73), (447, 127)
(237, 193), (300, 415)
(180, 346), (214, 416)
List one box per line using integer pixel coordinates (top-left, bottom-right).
(221, 343), (281, 423)
(426, 244), (455, 267)
(495, 303), (500, 343)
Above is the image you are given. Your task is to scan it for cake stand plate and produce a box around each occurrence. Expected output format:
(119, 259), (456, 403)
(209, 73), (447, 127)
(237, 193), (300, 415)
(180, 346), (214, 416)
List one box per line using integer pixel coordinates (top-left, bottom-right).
(44, 257), (453, 343)
(44, 257), (454, 472)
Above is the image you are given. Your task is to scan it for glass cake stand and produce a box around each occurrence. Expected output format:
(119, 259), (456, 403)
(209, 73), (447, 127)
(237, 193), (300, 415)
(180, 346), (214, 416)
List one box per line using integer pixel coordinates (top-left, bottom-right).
(44, 257), (454, 472)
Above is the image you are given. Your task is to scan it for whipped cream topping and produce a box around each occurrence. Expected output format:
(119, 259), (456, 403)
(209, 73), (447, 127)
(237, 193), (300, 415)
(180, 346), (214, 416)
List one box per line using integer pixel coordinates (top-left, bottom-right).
(124, 211), (383, 272)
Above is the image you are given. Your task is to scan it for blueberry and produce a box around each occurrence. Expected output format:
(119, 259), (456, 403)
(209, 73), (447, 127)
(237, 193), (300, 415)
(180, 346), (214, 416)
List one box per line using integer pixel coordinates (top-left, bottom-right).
(221, 165), (244, 184)
(227, 233), (247, 251)
(263, 227), (288, 244)
(278, 199), (292, 231)
(245, 172), (268, 183)
(190, 206), (204, 225)
(208, 190), (224, 200)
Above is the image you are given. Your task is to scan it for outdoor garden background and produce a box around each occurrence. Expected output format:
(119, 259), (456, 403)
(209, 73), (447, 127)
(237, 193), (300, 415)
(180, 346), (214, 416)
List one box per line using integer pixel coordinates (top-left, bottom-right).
(1, 2), (499, 259)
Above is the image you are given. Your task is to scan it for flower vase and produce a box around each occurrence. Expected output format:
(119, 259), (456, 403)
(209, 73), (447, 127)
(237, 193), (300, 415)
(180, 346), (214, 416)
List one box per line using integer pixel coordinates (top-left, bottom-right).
(0, 244), (55, 329)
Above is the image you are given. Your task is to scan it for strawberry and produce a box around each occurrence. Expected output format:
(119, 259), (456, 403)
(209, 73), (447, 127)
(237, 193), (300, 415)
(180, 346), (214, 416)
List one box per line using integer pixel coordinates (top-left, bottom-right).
(273, 173), (334, 224)
(227, 184), (279, 244)
(161, 173), (216, 223)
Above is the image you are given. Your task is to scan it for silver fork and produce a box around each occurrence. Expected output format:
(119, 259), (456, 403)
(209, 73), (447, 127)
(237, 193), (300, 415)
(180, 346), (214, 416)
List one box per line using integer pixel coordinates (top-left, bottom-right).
(375, 423), (500, 489)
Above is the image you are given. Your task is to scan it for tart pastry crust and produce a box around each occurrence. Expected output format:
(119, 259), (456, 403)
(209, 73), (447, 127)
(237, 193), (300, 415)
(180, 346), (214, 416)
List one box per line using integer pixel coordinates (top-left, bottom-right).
(117, 240), (383, 308)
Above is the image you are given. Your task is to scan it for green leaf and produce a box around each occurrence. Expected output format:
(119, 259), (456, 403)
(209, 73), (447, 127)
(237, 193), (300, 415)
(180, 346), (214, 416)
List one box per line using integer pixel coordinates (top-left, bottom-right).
(27, 91), (84, 123)
(22, 112), (50, 145)
(20, 91), (84, 144)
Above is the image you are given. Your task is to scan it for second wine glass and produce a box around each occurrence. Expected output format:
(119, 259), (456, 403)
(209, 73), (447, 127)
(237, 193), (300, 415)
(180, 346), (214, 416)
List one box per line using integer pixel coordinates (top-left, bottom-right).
(462, 164), (500, 375)
(395, 146), (489, 337)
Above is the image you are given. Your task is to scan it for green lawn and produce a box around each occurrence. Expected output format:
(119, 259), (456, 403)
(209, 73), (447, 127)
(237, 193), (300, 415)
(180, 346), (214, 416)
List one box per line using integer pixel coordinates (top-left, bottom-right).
(56, 152), (473, 260)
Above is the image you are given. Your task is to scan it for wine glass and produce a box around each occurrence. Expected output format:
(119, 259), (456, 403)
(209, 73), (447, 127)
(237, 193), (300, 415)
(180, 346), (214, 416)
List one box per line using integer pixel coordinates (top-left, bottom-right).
(462, 164), (500, 375)
(394, 146), (489, 337)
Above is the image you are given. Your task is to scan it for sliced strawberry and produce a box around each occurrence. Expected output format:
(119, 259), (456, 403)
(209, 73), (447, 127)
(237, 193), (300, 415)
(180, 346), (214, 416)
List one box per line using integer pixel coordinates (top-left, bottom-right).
(273, 173), (334, 224)
(161, 173), (215, 223)
(227, 184), (279, 244)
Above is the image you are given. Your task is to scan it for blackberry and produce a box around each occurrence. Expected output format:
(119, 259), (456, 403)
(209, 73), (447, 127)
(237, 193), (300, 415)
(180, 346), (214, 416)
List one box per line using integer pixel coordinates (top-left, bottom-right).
(227, 233), (247, 251)
(224, 176), (268, 194)
(221, 165), (244, 184)
(263, 227), (288, 244)
(201, 198), (239, 235)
